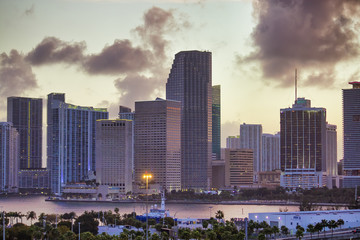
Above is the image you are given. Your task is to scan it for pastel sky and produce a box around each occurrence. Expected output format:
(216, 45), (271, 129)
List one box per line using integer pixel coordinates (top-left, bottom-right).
(1, 0), (360, 162)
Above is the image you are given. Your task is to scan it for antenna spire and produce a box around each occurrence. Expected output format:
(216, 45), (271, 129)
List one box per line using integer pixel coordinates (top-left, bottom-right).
(295, 68), (298, 101)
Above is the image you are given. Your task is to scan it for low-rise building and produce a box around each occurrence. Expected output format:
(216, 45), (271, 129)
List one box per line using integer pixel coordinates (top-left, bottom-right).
(249, 209), (360, 233)
(18, 168), (50, 194)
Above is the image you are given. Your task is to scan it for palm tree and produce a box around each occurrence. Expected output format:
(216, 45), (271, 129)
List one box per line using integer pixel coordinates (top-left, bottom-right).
(296, 228), (304, 240)
(328, 220), (338, 237)
(306, 224), (315, 239)
(337, 219), (344, 229)
(27, 211), (37, 225)
(272, 225), (280, 238)
(281, 225), (289, 236)
(215, 210), (224, 222)
(321, 219), (328, 237)
(314, 222), (323, 238)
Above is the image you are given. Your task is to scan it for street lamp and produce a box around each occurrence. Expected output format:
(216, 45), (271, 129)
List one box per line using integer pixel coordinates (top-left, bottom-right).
(209, 206), (213, 219)
(78, 222), (81, 240)
(143, 173), (152, 240)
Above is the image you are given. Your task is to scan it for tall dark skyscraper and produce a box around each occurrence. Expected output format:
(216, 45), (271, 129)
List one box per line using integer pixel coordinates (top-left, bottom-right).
(7, 97), (42, 169)
(280, 98), (326, 190)
(47, 93), (108, 195)
(166, 50), (212, 190)
(343, 82), (360, 187)
(212, 85), (221, 160)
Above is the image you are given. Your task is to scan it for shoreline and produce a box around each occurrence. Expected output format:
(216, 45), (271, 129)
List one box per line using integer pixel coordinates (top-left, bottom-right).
(44, 198), (348, 207)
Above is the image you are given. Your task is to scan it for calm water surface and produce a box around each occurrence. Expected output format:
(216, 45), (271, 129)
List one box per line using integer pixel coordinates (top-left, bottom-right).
(0, 195), (299, 221)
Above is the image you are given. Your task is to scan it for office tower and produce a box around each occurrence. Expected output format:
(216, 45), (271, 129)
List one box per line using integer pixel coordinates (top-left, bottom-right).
(166, 50), (212, 190)
(0, 122), (19, 193)
(262, 133), (280, 172)
(7, 97), (42, 169)
(225, 148), (254, 187)
(326, 124), (337, 176)
(226, 135), (241, 149)
(96, 119), (132, 194)
(119, 106), (135, 182)
(212, 85), (221, 160)
(134, 98), (181, 191)
(47, 93), (108, 195)
(240, 123), (262, 182)
(280, 98), (327, 190)
(343, 82), (360, 187)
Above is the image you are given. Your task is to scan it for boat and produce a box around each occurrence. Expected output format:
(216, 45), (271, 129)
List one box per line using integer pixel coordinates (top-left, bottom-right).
(136, 191), (170, 222)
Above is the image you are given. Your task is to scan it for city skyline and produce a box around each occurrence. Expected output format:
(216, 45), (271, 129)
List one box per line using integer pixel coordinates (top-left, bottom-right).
(1, 0), (360, 163)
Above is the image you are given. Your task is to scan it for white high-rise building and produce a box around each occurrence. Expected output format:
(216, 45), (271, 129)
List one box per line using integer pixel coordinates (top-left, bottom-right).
(262, 133), (280, 172)
(95, 119), (133, 194)
(326, 124), (337, 176)
(240, 123), (262, 182)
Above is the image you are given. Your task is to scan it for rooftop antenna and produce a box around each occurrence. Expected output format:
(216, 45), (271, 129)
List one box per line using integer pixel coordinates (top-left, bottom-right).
(295, 68), (298, 101)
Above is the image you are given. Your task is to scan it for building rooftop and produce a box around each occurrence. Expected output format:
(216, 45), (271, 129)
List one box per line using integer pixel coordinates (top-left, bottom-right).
(349, 81), (360, 89)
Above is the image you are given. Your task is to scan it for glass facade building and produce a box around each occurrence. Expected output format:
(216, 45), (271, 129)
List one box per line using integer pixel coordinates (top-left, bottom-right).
(280, 98), (327, 189)
(166, 51), (212, 190)
(47, 93), (108, 195)
(7, 97), (42, 169)
(0, 122), (19, 193)
(212, 85), (221, 160)
(343, 82), (360, 187)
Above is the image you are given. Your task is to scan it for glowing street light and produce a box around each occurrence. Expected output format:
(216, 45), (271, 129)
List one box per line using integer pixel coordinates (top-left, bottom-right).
(143, 173), (152, 240)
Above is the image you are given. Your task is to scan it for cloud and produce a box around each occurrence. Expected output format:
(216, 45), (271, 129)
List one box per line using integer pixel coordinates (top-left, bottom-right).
(134, 6), (190, 60)
(26, 37), (86, 65)
(5, 6), (190, 112)
(0, 50), (38, 98)
(240, 0), (360, 87)
(83, 40), (152, 75)
(114, 74), (161, 109)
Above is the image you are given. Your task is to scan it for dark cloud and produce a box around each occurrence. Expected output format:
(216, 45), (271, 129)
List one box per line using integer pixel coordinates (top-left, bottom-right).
(0, 50), (38, 97)
(134, 7), (190, 60)
(242, 0), (360, 87)
(83, 40), (152, 75)
(26, 37), (86, 65)
(113, 7), (190, 106)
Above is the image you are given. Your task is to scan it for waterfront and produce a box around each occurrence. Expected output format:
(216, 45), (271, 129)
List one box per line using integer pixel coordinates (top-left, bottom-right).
(0, 195), (299, 221)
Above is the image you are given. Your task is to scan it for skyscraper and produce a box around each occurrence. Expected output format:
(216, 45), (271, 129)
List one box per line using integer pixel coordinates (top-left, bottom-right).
(280, 98), (326, 190)
(212, 85), (221, 160)
(134, 98), (181, 191)
(262, 133), (280, 172)
(326, 124), (337, 177)
(96, 119), (133, 194)
(0, 122), (19, 193)
(166, 50), (212, 190)
(7, 97), (42, 169)
(240, 123), (262, 182)
(47, 93), (108, 195)
(343, 82), (360, 187)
